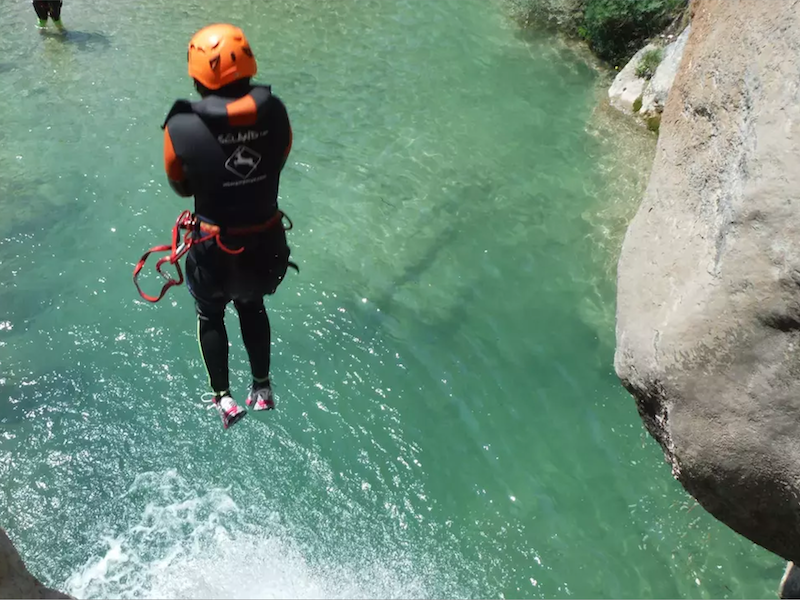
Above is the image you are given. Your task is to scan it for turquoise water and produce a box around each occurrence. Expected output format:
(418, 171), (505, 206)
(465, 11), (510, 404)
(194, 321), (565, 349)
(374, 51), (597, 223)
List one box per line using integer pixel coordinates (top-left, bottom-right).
(0, 0), (783, 598)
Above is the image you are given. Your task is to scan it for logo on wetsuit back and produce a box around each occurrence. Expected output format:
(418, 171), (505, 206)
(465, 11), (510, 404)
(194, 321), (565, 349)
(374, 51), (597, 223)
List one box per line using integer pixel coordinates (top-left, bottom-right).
(218, 130), (269, 145)
(225, 145), (262, 180)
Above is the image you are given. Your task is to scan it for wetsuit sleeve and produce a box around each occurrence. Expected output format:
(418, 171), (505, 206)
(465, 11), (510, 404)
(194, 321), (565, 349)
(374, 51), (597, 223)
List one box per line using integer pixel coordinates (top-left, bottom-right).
(283, 123), (293, 170)
(271, 97), (292, 171)
(163, 124), (193, 198)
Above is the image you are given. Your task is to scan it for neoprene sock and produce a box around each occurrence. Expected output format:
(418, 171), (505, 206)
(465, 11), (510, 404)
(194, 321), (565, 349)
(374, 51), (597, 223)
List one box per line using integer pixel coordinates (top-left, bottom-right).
(253, 375), (271, 388)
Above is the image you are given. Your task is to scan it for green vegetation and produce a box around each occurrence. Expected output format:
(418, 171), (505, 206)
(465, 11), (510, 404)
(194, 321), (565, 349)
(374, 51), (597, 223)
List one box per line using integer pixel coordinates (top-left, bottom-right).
(510, 0), (586, 33)
(635, 47), (664, 79)
(583, 0), (684, 65)
(512, 0), (688, 66)
(646, 114), (661, 133)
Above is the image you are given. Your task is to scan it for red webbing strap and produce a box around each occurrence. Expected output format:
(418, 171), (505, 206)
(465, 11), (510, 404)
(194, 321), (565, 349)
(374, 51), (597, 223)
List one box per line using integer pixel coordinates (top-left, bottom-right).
(133, 210), (294, 303)
(132, 210), (194, 303)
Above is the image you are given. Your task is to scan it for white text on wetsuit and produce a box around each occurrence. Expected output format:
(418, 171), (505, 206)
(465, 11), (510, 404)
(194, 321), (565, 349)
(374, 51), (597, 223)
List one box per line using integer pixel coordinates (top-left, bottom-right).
(218, 130), (269, 144)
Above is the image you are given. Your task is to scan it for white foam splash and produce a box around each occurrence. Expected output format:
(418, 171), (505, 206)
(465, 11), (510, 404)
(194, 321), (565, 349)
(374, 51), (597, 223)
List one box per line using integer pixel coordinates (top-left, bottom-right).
(64, 471), (447, 599)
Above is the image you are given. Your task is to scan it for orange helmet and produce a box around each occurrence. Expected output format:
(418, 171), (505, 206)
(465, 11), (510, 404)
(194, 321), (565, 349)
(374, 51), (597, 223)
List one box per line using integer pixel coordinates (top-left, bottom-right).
(188, 24), (257, 90)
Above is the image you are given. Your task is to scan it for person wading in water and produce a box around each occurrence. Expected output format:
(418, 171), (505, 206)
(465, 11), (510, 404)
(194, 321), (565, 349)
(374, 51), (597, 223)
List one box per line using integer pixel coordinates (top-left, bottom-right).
(33, 0), (64, 29)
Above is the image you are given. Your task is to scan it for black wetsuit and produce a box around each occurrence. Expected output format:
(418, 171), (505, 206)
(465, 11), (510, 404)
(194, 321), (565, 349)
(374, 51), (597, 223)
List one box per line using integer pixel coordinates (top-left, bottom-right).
(163, 83), (293, 394)
(33, 1), (62, 21)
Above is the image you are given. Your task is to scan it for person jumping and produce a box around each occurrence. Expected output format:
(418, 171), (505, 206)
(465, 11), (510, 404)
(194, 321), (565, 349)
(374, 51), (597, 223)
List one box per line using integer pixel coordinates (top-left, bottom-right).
(161, 24), (295, 429)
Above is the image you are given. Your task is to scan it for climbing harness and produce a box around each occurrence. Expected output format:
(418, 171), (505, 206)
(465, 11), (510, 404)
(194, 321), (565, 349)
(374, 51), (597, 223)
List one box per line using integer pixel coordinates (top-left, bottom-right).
(133, 209), (293, 303)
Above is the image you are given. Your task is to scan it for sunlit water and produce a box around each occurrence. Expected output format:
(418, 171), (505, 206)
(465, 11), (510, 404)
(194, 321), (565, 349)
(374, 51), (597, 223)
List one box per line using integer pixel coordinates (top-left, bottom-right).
(0, 0), (783, 598)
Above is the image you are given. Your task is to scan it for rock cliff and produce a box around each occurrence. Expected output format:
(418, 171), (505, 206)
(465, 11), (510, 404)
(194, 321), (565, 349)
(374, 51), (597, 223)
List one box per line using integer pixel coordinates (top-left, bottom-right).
(608, 24), (691, 129)
(615, 0), (800, 563)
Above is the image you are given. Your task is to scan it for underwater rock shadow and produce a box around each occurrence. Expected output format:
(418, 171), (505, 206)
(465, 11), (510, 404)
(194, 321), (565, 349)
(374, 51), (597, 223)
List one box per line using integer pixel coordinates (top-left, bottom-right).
(41, 29), (111, 51)
(341, 180), (495, 345)
(371, 180), (493, 312)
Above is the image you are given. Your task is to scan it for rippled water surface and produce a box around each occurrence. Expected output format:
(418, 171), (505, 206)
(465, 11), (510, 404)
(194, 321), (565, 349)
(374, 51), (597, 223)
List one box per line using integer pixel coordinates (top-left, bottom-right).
(0, 0), (782, 598)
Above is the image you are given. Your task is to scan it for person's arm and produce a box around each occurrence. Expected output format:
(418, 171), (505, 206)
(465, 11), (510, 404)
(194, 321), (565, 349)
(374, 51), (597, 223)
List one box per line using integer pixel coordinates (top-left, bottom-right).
(163, 124), (192, 197)
(271, 97), (292, 171)
(281, 122), (293, 171)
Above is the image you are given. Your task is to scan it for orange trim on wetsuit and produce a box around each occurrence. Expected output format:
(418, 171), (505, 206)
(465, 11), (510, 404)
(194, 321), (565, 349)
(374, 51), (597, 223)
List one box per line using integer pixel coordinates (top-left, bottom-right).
(164, 125), (192, 197)
(163, 125), (185, 182)
(226, 95), (258, 127)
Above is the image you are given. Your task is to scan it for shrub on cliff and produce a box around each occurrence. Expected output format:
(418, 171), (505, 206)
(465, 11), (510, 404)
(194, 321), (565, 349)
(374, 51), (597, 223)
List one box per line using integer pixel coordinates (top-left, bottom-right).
(635, 47), (664, 79)
(512, 0), (687, 66)
(581, 0), (686, 65)
(510, 0), (587, 34)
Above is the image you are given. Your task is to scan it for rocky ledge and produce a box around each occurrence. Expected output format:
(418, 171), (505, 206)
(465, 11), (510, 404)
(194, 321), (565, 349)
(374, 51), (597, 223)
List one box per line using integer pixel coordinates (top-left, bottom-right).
(615, 0), (800, 572)
(0, 529), (71, 599)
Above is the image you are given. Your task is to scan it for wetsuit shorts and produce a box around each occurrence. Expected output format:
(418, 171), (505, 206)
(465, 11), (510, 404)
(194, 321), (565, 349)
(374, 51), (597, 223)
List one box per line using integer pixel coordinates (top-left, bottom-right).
(33, 1), (62, 21)
(186, 226), (290, 314)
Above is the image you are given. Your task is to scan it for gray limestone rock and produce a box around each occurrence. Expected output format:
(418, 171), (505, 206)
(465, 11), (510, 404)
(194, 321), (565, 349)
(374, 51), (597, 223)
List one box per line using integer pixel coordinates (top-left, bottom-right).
(615, 0), (800, 562)
(639, 25), (692, 118)
(608, 44), (658, 113)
